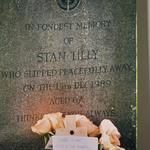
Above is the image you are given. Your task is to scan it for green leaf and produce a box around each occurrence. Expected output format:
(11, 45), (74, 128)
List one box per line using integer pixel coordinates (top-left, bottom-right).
(43, 132), (54, 145)
(98, 144), (103, 150)
(44, 136), (49, 145)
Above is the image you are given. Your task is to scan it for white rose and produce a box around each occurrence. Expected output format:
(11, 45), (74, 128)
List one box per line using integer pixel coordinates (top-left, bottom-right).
(99, 133), (114, 149)
(99, 119), (125, 150)
(31, 118), (51, 135)
(99, 133), (125, 150)
(44, 112), (64, 131)
(100, 119), (120, 137)
(76, 115), (99, 136)
(100, 119), (121, 146)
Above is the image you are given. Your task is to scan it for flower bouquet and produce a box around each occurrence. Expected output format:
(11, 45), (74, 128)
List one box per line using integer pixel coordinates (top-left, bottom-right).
(31, 112), (125, 150)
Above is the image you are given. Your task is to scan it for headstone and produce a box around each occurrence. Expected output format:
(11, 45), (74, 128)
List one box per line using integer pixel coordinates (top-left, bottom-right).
(0, 0), (136, 150)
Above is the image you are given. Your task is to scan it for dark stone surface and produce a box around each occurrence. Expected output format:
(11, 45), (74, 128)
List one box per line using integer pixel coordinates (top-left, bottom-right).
(0, 0), (136, 149)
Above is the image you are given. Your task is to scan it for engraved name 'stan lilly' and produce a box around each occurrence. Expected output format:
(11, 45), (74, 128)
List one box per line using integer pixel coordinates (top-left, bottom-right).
(31, 112), (125, 150)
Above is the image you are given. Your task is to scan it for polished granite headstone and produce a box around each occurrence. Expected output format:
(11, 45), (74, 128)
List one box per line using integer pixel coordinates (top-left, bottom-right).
(0, 0), (136, 149)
